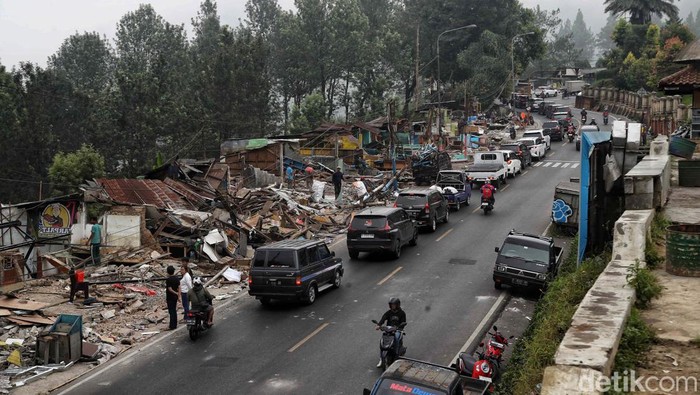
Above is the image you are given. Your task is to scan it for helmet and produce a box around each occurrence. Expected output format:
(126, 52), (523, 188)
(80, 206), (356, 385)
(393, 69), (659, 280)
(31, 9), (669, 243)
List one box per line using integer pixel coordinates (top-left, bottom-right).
(193, 277), (203, 286)
(388, 297), (401, 308)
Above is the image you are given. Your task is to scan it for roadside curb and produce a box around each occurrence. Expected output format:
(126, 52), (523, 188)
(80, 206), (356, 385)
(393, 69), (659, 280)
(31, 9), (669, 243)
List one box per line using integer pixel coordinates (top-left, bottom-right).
(450, 291), (511, 364)
(53, 290), (251, 394)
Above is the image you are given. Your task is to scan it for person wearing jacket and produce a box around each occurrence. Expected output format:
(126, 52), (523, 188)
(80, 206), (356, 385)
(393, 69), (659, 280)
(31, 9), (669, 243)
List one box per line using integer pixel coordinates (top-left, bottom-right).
(188, 277), (214, 326)
(375, 297), (406, 367)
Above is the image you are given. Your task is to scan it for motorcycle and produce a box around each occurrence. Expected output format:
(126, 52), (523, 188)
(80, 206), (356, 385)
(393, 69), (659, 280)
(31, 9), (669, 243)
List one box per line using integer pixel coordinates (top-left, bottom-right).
(371, 319), (407, 370)
(567, 127), (575, 143)
(581, 114), (587, 124)
(454, 342), (500, 393)
(484, 326), (514, 364)
(603, 112), (609, 125)
(186, 310), (211, 341)
(480, 196), (495, 215)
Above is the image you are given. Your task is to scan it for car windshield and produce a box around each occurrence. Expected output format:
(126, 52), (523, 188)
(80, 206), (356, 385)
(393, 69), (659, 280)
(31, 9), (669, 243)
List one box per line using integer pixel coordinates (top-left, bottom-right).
(375, 379), (447, 395)
(396, 194), (428, 207)
(522, 132), (541, 138)
(553, 113), (569, 120)
(499, 242), (549, 271)
(542, 122), (558, 129)
(351, 215), (388, 230)
(501, 145), (521, 152)
(519, 139), (534, 147)
(264, 250), (296, 268)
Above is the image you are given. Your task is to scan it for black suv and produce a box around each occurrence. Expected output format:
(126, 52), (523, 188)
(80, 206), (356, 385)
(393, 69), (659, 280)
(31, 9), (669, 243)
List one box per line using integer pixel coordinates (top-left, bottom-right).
(347, 207), (417, 259)
(395, 188), (449, 232)
(248, 240), (343, 305)
(542, 121), (563, 142)
(500, 142), (532, 168)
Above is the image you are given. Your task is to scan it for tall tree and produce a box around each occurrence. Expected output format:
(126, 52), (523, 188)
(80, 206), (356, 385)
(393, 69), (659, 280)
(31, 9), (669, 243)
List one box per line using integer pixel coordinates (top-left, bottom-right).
(570, 9), (595, 65)
(604, 0), (679, 25)
(597, 14), (620, 54)
(49, 32), (114, 95)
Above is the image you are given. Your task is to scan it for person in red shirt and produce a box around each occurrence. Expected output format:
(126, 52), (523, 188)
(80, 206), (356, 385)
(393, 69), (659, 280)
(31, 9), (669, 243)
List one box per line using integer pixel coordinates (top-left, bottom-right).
(305, 166), (314, 190)
(480, 180), (496, 204)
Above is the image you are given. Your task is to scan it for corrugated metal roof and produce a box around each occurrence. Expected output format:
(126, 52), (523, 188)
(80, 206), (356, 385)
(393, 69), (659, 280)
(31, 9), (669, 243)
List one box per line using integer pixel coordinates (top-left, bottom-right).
(97, 179), (193, 210)
(674, 39), (700, 63)
(658, 65), (700, 87)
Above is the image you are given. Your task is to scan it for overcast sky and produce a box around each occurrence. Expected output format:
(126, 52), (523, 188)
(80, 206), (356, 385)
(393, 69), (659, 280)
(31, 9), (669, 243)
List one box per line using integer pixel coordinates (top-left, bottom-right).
(1, 0), (698, 69)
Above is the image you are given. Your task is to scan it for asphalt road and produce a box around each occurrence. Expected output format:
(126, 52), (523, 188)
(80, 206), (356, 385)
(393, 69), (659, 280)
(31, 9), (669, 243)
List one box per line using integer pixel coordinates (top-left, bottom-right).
(58, 110), (583, 395)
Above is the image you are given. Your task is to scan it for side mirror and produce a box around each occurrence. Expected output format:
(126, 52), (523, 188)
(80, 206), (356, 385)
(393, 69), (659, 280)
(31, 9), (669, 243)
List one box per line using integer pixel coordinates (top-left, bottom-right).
(493, 325), (498, 332)
(494, 247), (500, 253)
(509, 335), (515, 339)
(479, 342), (484, 347)
(371, 319), (379, 325)
(363, 389), (372, 395)
(331, 251), (336, 257)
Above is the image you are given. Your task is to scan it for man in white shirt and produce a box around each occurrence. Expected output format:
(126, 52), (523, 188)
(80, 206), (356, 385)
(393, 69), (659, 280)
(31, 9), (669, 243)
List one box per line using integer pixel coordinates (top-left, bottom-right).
(179, 263), (193, 321)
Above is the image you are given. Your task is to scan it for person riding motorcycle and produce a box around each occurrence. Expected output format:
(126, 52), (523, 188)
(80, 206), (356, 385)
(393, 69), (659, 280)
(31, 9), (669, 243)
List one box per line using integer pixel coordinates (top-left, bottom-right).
(188, 277), (214, 326)
(376, 297), (406, 368)
(590, 118), (597, 126)
(480, 180), (496, 205)
(580, 109), (587, 119)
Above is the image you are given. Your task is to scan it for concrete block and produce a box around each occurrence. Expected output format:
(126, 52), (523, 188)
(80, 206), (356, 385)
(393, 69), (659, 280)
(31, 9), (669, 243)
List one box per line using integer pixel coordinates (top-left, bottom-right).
(542, 365), (605, 395)
(612, 210), (654, 262)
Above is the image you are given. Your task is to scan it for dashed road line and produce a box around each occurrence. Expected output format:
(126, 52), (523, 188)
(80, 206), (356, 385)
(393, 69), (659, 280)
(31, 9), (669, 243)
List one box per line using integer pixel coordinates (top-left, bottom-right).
(377, 266), (403, 286)
(552, 162), (561, 168)
(288, 323), (330, 352)
(543, 162), (552, 167)
(435, 228), (453, 242)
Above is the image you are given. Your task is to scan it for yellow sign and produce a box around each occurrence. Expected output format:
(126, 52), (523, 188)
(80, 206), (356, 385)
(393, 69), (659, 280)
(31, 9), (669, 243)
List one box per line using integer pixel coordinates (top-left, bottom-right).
(39, 203), (73, 236)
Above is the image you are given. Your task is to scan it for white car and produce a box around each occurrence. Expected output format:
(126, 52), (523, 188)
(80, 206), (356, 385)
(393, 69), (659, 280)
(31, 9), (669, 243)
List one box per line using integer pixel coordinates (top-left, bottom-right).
(494, 150), (522, 178)
(535, 86), (558, 97)
(523, 129), (551, 150)
(519, 137), (547, 160)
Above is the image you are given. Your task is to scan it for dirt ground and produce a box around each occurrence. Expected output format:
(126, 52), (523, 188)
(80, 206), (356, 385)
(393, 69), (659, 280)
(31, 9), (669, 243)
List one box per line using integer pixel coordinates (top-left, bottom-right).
(635, 340), (700, 395)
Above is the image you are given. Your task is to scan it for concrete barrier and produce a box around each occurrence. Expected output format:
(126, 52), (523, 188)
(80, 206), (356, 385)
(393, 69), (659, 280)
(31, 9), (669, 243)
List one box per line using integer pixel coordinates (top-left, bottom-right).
(624, 136), (671, 210)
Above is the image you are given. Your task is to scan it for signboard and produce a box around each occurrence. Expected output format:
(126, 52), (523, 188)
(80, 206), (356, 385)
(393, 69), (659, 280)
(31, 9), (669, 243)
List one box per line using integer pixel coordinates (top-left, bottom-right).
(37, 201), (78, 238)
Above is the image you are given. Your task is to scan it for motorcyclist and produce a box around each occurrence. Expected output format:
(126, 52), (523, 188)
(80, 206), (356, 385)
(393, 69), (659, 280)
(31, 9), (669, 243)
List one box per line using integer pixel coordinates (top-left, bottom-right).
(376, 297), (406, 368)
(480, 180), (496, 205)
(188, 277), (214, 327)
(509, 123), (516, 140)
(580, 109), (587, 119)
(590, 118), (597, 126)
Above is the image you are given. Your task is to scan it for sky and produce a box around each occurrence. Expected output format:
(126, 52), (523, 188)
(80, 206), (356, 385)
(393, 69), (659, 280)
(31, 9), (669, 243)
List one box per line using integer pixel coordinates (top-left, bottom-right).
(1, 0), (698, 69)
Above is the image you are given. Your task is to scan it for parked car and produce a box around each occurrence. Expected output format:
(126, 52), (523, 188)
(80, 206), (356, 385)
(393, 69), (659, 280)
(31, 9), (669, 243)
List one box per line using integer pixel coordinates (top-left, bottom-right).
(395, 187), (449, 232)
(248, 239), (343, 305)
(493, 230), (563, 290)
(493, 150), (522, 178)
(436, 170), (472, 210)
(518, 136), (547, 160)
(542, 121), (563, 142)
(500, 142), (533, 168)
(554, 105), (573, 117)
(464, 151), (508, 187)
(522, 129), (551, 150)
(538, 101), (555, 115)
(347, 207), (417, 259)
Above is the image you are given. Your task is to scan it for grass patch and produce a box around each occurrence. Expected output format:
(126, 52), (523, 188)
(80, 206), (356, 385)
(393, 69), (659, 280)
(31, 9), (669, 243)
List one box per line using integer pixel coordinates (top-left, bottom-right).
(650, 213), (669, 244)
(644, 235), (663, 269)
(627, 262), (663, 309)
(607, 308), (657, 394)
(496, 249), (608, 395)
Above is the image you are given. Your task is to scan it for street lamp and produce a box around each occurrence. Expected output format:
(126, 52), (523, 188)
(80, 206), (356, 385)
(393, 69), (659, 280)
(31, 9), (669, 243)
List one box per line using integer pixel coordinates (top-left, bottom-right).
(436, 24), (476, 145)
(511, 32), (535, 96)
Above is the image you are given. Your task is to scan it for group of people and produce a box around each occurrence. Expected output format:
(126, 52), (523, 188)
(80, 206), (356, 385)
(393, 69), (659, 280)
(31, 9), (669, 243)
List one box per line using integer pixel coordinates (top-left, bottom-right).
(165, 260), (214, 330)
(285, 164), (346, 200)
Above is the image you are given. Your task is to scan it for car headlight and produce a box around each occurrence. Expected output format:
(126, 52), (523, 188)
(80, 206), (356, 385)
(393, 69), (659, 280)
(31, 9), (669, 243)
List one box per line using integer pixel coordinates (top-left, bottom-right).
(496, 265), (506, 272)
(480, 362), (490, 374)
(537, 273), (547, 280)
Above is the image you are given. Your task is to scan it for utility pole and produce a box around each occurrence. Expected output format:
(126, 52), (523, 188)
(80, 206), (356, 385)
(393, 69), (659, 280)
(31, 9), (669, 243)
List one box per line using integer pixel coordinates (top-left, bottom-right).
(414, 25), (421, 111)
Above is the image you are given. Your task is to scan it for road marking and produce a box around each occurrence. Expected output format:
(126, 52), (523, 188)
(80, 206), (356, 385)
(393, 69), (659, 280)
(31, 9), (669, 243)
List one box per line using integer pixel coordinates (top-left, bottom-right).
(533, 162), (543, 167)
(552, 162), (561, 168)
(287, 323), (330, 353)
(436, 228), (453, 242)
(450, 292), (509, 364)
(377, 266), (403, 286)
(472, 207), (480, 214)
(561, 163), (571, 168)
(500, 184), (510, 192)
(543, 162), (552, 167)
(522, 170), (529, 175)
(571, 163), (580, 169)
(330, 235), (347, 247)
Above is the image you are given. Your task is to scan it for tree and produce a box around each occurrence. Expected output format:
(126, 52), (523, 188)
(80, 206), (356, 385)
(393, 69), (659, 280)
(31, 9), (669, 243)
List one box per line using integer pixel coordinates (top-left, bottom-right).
(49, 32), (114, 95)
(604, 0), (679, 25)
(289, 92), (328, 134)
(48, 144), (105, 195)
(598, 14), (621, 54)
(570, 9), (595, 65)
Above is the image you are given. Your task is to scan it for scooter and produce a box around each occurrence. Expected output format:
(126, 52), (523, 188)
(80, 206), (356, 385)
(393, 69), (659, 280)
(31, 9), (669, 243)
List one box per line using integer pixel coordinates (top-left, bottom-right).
(454, 343), (499, 393)
(480, 196), (495, 215)
(371, 319), (407, 370)
(186, 310), (211, 341)
(567, 129), (575, 143)
(484, 326), (514, 363)
(581, 114), (587, 124)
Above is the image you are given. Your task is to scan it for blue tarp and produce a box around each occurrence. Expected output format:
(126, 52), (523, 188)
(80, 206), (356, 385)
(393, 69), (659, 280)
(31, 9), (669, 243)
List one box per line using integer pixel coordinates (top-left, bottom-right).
(577, 131), (612, 264)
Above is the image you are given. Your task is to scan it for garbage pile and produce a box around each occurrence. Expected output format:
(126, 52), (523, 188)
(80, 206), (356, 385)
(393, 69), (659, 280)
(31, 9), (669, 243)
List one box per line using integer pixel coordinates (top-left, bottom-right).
(411, 146), (452, 186)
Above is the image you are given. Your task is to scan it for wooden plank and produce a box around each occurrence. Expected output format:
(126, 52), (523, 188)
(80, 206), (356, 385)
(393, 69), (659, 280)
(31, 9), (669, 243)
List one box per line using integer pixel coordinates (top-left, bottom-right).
(0, 308), (11, 316)
(0, 295), (48, 311)
(8, 314), (55, 325)
(42, 254), (70, 274)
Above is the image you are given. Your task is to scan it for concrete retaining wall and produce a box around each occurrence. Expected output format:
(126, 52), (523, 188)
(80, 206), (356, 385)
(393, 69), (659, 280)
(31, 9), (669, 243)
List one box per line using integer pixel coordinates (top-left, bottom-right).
(624, 136), (671, 210)
(541, 210), (654, 395)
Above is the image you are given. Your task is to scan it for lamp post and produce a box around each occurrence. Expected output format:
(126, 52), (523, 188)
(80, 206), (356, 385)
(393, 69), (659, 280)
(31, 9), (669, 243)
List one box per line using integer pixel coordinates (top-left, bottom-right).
(436, 24), (476, 147)
(511, 32), (535, 96)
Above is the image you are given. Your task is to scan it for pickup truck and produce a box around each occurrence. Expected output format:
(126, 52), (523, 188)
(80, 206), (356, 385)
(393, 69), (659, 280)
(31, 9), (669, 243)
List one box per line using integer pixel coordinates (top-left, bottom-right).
(493, 230), (564, 290)
(436, 170), (472, 210)
(522, 129), (550, 150)
(364, 358), (489, 395)
(518, 136), (546, 160)
(464, 152), (508, 187)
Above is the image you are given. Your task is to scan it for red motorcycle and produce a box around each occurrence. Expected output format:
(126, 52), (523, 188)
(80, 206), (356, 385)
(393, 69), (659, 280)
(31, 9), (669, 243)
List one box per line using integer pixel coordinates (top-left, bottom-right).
(484, 326), (513, 363)
(455, 343), (498, 392)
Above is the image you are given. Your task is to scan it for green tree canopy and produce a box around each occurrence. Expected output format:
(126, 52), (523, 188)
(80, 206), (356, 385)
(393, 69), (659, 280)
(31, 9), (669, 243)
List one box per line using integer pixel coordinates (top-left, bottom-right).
(604, 0), (679, 25)
(48, 144), (106, 195)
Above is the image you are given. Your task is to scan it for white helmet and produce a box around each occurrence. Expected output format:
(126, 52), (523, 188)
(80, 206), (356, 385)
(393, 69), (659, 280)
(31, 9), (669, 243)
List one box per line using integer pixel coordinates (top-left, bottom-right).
(193, 277), (203, 286)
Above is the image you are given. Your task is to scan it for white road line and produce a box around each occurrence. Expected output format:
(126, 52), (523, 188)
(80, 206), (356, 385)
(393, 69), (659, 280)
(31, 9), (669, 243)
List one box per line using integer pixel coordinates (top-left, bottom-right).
(500, 184), (510, 192)
(571, 163), (580, 169)
(377, 266), (403, 286)
(472, 207), (481, 214)
(436, 228), (453, 242)
(450, 292), (509, 364)
(522, 170), (529, 175)
(561, 163), (571, 168)
(552, 162), (561, 168)
(287, 323), (330, 352)
(533, 162), (543, 167)
(542, 162), (552, 167)
(330, 235), (347, 247)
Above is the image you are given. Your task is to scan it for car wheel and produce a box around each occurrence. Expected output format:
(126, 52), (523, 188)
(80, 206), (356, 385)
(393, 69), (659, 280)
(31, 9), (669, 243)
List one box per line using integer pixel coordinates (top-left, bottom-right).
(393, 240), (401, 259)
(409, 231), (418, 246)
(332, 270), (342, 288)
(455, 201), (460, 211)
(429, 216), (437, 232)
(305, 285), (317, 305)
(443, 209), (449, 223)
(494, 282), (502, 290)
(349, 249), (359, 259)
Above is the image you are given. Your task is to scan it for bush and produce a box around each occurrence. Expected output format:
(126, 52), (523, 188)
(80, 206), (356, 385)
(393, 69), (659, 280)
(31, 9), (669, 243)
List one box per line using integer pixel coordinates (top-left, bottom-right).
(608, 308), (656, 395)
(496, 252), (608, 395)
(627, 262), (662, 309)
(650, 213), (669, 243)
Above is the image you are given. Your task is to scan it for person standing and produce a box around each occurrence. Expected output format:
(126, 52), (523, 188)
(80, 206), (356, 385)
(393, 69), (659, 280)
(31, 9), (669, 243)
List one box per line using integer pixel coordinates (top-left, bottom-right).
(332, 167), (343, 199)
(305, 165), (314, 190)
(165, 265), (180, 330)
(285, 165), (294, 188)
(86, 217), (102, 266)
(180, 262), (193, 321)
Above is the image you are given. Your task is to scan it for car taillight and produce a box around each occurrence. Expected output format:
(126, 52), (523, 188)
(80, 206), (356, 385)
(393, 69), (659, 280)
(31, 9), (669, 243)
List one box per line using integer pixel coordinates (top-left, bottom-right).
(295, 276), (302, 286)
(248, 276), (253, 285)
(424, 203), (430, 214)
(393, 202), (397, 208)
(507, 160), (512, 164)
(384, 223), (391, 231)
